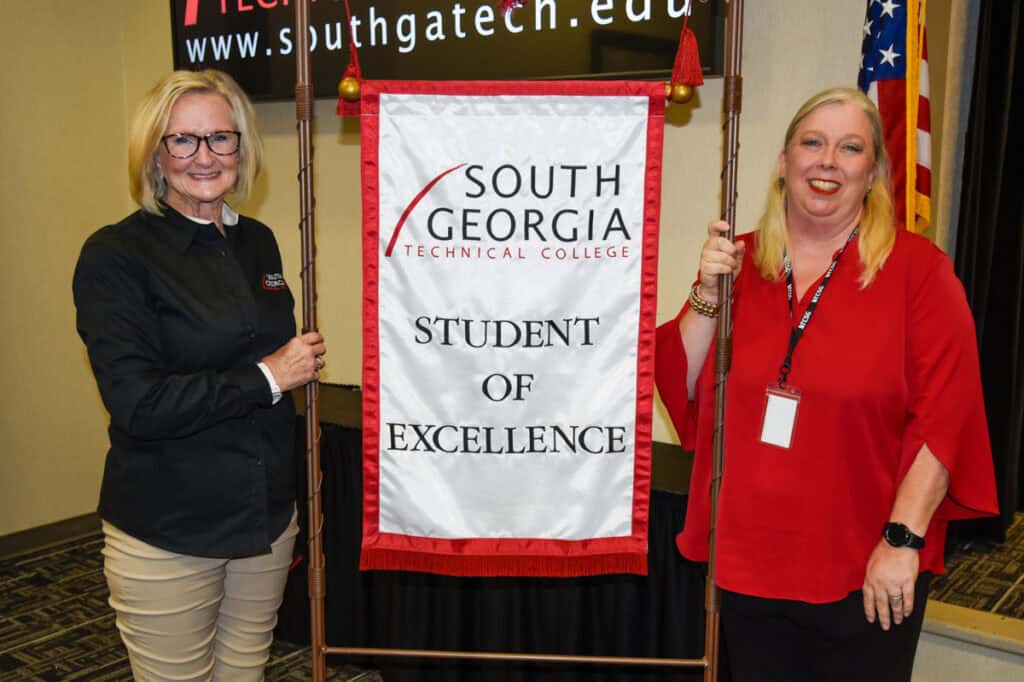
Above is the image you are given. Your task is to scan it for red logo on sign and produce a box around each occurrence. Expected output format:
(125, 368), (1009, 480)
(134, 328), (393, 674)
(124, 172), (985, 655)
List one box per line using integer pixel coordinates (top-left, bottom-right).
(184, 0), (201, 26)
(384, 163), (466, 257)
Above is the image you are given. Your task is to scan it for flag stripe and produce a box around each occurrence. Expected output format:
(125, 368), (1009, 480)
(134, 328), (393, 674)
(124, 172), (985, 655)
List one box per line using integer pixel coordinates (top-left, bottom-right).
(917, 129), (932, 167)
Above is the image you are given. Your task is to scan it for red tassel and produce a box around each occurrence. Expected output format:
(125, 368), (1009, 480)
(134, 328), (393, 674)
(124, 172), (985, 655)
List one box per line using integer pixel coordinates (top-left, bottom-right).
(499, 0), (526, 15)
(336, 0), (363, 117)
(671, 27), (704, 87)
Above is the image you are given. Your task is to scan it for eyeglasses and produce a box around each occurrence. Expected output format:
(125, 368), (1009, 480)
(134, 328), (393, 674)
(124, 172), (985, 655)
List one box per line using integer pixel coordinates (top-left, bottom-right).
(161, 131), (241, 159)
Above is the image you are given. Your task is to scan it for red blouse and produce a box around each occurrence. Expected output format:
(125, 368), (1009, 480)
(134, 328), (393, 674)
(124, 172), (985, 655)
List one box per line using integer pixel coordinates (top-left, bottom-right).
(655, 230), (998, 603)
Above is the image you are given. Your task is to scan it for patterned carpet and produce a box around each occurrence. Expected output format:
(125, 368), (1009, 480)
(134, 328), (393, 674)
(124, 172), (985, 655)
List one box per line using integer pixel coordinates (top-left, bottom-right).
(929, 512), (1024, 617)
(0, 534), (380, 681)
(1, 516), (1021, 680)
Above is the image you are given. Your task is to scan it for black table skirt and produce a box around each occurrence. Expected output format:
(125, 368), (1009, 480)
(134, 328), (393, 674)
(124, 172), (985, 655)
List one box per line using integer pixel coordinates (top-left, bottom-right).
(276, 421), (710, 681)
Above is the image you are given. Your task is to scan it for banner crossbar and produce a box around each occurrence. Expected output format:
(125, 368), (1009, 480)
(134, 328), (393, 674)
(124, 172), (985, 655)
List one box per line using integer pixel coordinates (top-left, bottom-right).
(325, 646), (708, 668)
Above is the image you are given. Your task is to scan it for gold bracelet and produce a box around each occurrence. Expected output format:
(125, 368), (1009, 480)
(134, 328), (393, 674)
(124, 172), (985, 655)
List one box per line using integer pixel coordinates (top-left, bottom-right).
(688, 283), (721, 318)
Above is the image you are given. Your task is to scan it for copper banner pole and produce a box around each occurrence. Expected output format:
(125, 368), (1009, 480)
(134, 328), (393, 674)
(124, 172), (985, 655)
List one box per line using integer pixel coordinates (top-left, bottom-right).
(293, 1), (326, 681)
(706, 0), (745, 680)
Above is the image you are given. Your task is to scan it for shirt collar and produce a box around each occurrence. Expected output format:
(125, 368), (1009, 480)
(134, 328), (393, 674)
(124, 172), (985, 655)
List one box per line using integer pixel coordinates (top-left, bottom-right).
(181, 203), (240, 228)
(150, 203), (240, 253)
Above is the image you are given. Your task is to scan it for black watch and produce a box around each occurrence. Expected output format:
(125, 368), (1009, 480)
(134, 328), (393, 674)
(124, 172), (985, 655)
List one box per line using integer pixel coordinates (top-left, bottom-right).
(883, 522), (925, 549)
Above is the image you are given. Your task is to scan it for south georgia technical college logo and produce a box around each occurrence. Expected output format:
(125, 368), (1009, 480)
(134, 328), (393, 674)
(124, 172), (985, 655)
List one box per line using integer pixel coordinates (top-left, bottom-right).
(384, 161), (638, 263)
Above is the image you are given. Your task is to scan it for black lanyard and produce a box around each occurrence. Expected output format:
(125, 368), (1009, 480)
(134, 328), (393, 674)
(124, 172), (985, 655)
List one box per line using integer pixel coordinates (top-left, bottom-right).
(777, 227), (859, 386)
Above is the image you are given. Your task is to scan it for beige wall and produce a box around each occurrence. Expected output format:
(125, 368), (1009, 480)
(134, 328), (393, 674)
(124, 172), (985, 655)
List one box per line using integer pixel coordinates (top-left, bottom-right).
(1, 1), (142, 536)
(0, 0), (949, 535)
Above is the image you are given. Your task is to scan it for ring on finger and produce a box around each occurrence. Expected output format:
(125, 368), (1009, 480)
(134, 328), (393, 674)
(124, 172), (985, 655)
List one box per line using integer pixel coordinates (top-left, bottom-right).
(888, 594), (903, 604)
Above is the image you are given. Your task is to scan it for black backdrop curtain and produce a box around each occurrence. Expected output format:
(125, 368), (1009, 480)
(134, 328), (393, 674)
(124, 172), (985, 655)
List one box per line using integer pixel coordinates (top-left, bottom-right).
(952, 0), (1024, 542)
(276, 423), (712, 681)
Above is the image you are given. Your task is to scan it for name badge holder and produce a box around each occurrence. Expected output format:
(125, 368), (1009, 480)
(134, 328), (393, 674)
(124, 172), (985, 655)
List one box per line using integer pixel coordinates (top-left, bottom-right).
(758, 228), (858, 450)
(760, 384), (801, 449)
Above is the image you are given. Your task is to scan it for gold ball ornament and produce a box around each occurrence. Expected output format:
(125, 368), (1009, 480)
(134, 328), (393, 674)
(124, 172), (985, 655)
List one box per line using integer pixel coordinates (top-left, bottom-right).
(338, 76), (360, 102)
(669, 83), (695, 104)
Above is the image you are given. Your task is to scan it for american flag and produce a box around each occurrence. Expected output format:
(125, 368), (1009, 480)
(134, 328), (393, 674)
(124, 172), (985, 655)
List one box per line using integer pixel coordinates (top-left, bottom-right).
(858, 0), (931, 234)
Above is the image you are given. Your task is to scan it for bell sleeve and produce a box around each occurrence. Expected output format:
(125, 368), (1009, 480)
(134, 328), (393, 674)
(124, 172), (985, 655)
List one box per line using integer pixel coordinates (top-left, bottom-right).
(654, 305), (700, 450)
(901, 248), (999, 521)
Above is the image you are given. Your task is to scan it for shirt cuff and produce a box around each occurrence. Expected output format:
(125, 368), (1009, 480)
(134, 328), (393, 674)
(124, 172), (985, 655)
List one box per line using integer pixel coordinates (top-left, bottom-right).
(257, 362), (283, 405)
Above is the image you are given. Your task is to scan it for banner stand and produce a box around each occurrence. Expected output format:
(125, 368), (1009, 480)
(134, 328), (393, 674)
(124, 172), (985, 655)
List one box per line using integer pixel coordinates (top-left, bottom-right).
(293, 1), (745, 679)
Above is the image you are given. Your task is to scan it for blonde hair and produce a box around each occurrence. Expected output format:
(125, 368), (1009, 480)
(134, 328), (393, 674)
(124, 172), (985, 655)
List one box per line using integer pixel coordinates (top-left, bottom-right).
(128, 70), (264, 214)
(752, 87), (895, 287)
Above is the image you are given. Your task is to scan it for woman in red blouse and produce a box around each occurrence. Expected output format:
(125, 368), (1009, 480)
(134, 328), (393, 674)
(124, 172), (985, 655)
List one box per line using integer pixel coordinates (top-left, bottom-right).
(656, 87), (998, 682)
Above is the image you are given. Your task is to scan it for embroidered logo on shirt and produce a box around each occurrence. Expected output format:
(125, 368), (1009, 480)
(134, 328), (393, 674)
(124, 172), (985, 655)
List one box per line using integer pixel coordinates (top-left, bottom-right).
(262, 273), (287, 291)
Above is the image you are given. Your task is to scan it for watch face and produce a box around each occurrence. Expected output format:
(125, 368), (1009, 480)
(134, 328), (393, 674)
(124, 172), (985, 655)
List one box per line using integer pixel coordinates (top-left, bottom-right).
(884, 522), (924, 548)
(885, 523), (910, 546)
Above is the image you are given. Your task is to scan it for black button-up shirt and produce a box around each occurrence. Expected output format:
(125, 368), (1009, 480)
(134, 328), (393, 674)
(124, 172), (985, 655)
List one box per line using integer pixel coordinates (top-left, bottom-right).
(73, 205), (296, 558)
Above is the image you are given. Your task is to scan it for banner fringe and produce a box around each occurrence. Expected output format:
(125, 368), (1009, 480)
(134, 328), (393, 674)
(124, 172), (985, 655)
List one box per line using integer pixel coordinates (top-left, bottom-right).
(361, 549), (648, 577)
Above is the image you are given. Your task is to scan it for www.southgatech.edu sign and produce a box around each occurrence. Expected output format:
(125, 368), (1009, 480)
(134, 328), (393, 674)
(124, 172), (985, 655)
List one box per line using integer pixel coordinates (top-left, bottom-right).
(171, 1), (721, 99)
(360, 80), (664, 576)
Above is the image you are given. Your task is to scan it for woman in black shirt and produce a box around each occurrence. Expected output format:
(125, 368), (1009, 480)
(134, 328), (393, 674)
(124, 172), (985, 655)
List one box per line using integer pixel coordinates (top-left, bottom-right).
(73, 69), (323, 680)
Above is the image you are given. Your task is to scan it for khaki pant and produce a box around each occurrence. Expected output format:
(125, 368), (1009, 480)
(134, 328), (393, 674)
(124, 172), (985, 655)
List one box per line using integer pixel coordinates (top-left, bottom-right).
(102, 514), (299, 681)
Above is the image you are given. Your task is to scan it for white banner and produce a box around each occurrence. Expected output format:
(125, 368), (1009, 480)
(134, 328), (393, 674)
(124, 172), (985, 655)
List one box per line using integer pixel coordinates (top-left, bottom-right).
(361, 80), (664, 576)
